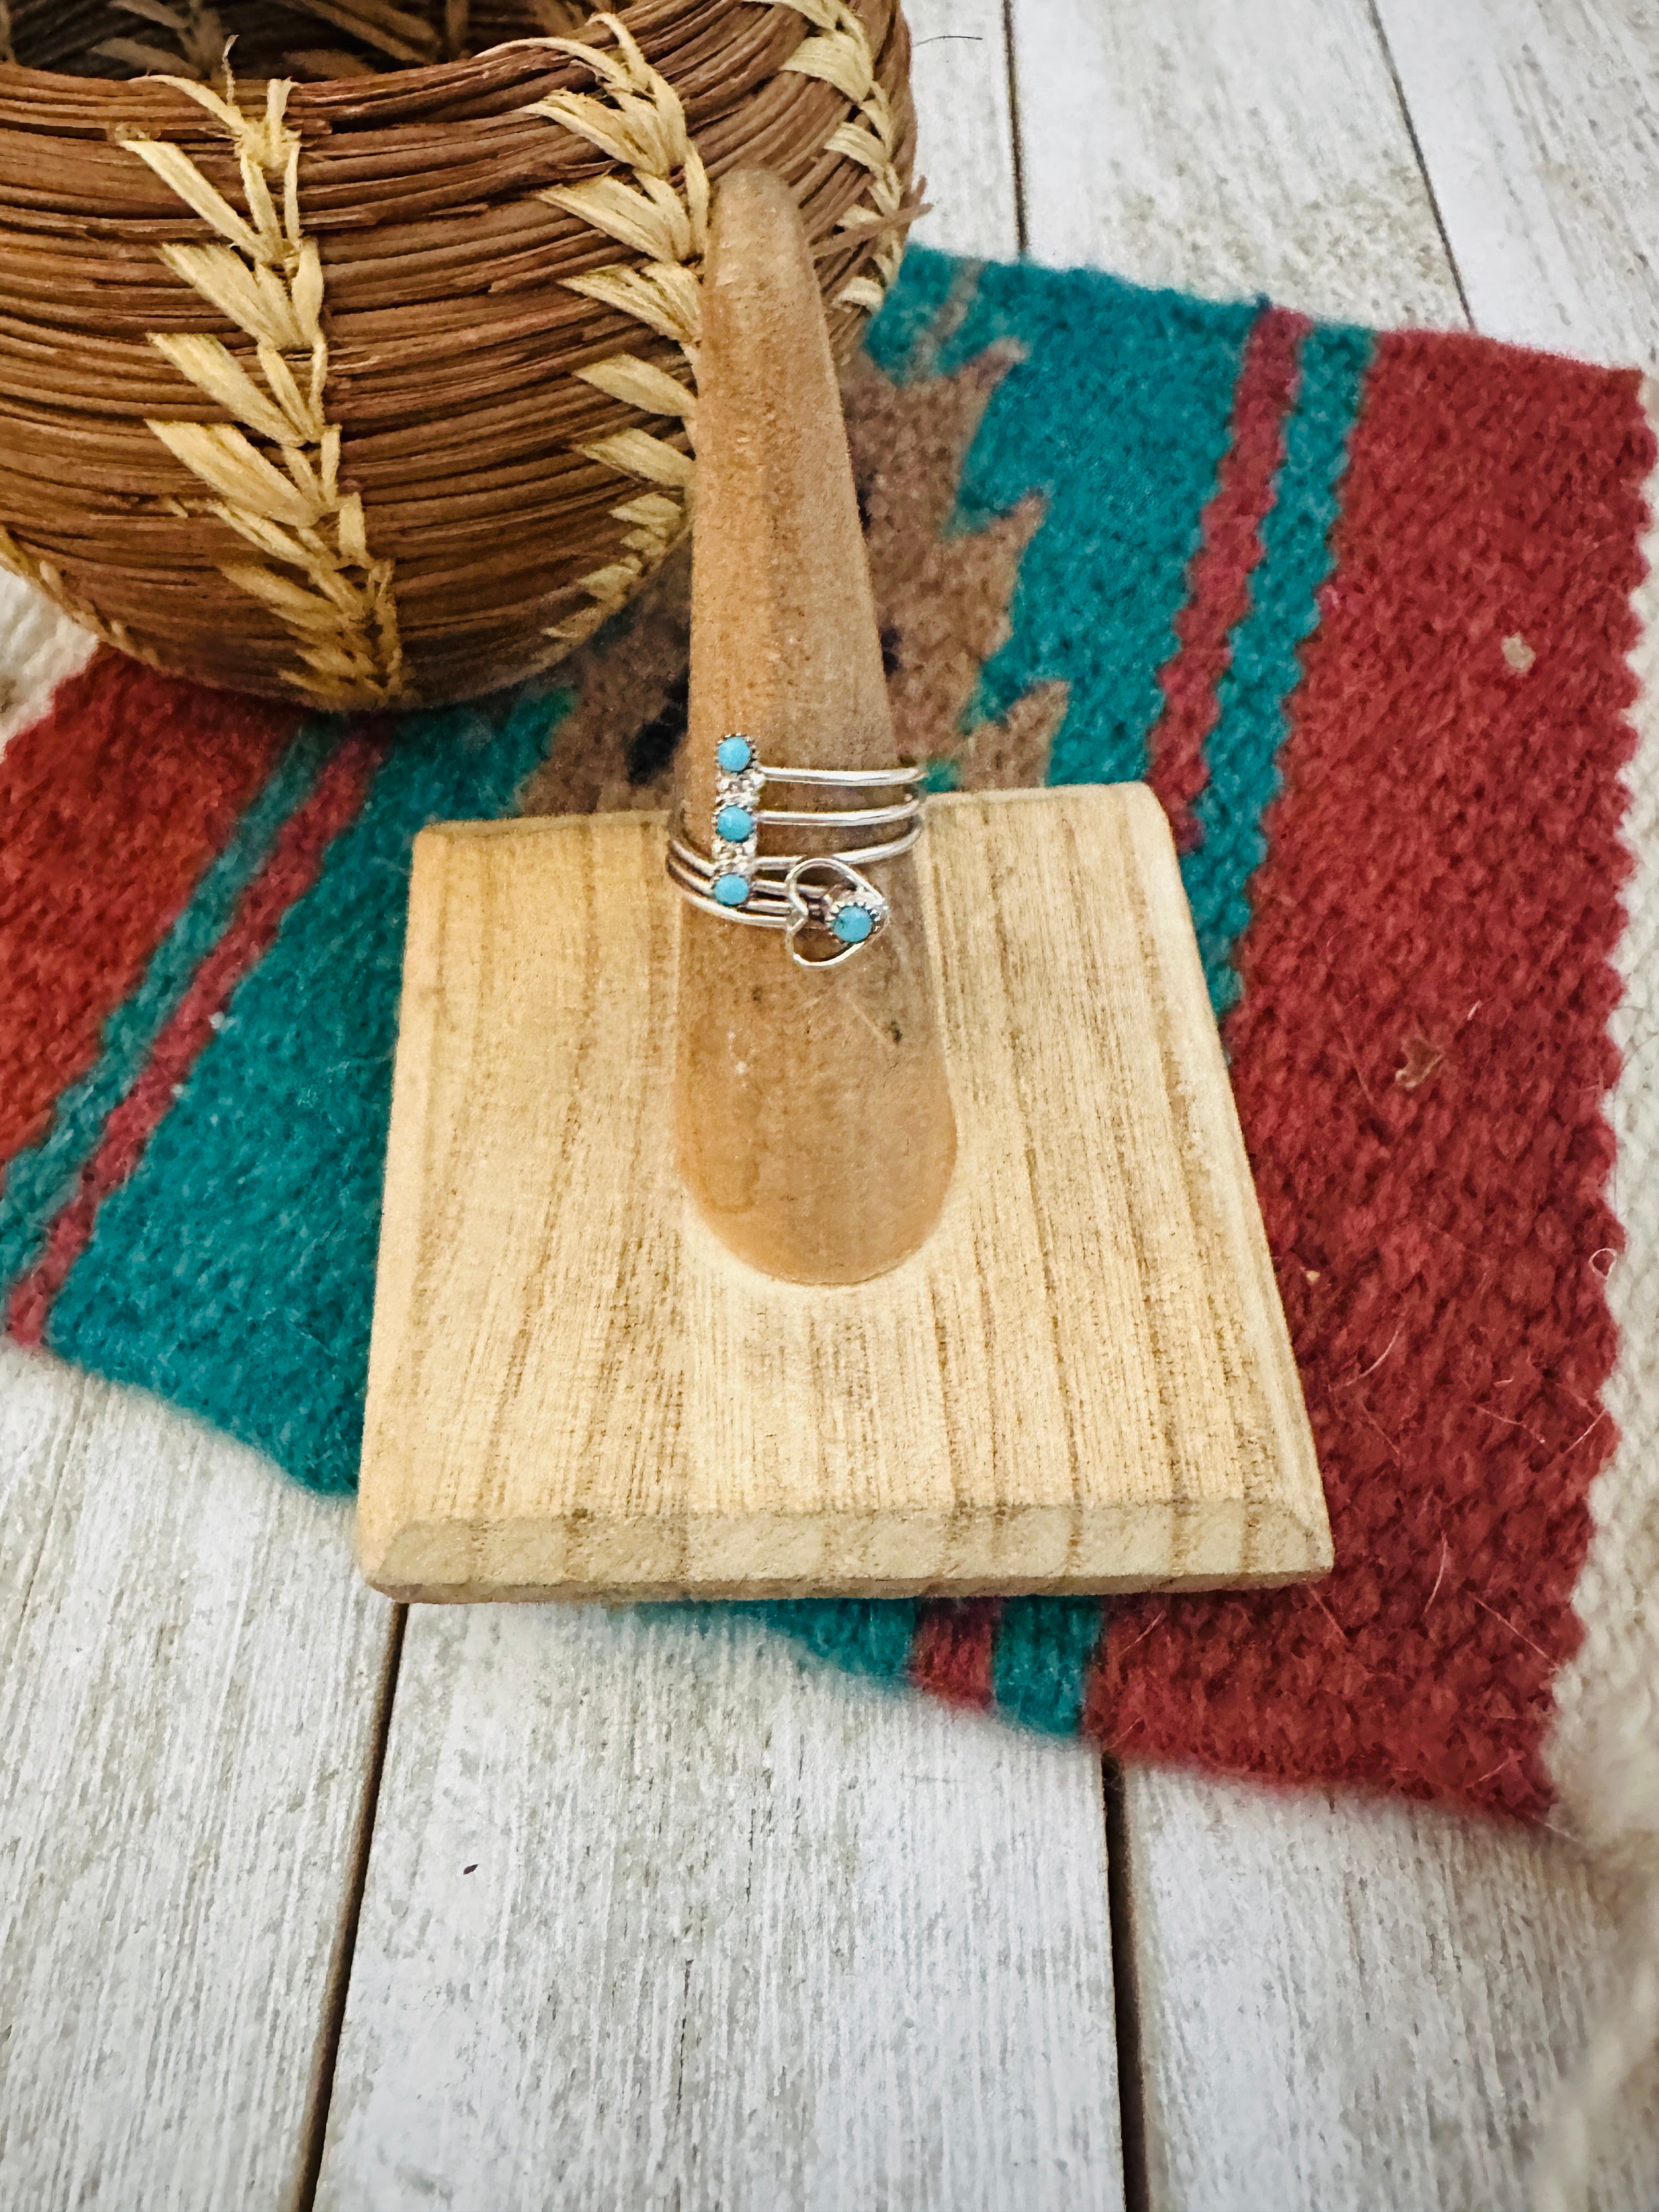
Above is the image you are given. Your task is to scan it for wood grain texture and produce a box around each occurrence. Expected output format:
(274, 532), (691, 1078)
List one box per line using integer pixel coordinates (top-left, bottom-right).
(314, 1602), (1126, 2212)
(0, 1339), (393, 2212)
(356, 788), (1329, 1600)
(1374, 0), (1659, 367)
(904, 0), (1021, 261)
(674, 170), (957, 1284)
(1121, 1765), (1659, 2212)
(1009, 0), (1466, 331)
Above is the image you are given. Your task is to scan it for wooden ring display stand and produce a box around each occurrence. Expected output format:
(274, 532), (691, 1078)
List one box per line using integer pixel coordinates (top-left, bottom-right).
(354, 174), (1333, 1604)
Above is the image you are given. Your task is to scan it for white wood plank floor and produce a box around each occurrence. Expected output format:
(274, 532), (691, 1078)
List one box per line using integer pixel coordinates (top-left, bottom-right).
(315, 1610), (1120, 2212)
(3, 4), (1659, 2208)
(0, 1341), (392, 2212)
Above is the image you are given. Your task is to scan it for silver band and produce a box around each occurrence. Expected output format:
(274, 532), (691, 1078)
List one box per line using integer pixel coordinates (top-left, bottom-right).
(667, 734), (925, 969)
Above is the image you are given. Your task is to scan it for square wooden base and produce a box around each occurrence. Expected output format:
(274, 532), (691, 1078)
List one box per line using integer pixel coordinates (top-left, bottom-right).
(356, 786), (1330, 1602)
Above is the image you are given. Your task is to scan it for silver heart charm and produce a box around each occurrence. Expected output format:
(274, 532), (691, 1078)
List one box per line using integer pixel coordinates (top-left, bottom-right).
(783, 856), (889, 970)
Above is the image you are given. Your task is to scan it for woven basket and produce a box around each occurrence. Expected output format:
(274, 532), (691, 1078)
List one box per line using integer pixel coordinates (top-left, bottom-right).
(0, 1), (914, 706)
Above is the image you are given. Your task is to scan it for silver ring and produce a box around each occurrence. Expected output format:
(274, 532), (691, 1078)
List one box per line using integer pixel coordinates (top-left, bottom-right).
(667, 732), (924, 968)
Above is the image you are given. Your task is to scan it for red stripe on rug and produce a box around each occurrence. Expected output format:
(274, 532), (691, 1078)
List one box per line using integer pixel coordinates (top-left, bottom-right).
(8, 721), (391, 1346)
(0, 653), (297, 1168)
(1092, 334), (1651, 1819)
(1146, 305), (1308, 849)
(910, 1598), (1001, 1710)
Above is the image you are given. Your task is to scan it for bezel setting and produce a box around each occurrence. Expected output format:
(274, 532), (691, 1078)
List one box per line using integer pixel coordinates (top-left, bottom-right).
(826, 885), (887, 945)
(667, 733), (924, 968)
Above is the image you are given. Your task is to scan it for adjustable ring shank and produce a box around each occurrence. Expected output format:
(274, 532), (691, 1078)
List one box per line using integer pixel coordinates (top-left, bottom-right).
(667, 736), (926, 966)
(752, 800), (918, 830)
(758, 763), (923, 787)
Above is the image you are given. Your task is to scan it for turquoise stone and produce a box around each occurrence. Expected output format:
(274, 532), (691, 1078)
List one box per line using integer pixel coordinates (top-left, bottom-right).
(715, 803), (755, 843)
(716, 736), (753, 774)
(831, 902), (874, 944)
(713, 871), (750, 908)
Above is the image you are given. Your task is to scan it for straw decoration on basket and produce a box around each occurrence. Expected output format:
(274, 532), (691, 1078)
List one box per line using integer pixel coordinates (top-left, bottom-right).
(530, 13), (705, 647)
(120, 72), (404, 708)
(777, 0), (907, 313)
(0, 0), (917, 706)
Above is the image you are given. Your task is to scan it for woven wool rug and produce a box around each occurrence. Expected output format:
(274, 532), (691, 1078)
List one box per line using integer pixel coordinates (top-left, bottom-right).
(3, 247), (1657, 1875)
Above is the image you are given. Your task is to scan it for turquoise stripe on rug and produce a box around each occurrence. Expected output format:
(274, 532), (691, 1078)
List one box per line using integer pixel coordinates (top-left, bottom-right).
(0, 720), (336, 1296)
(992, 1595), (1108, 1734)
(972, 330), (1372, 1729)
(736, 1599), (922, 1685)
(47, 693), (565, 1493)
(1184, 323), (1375, 1015)
(868, 247), (1259, 791)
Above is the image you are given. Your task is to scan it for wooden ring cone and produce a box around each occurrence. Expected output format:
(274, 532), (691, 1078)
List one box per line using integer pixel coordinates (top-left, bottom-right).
(672, 170), (957, 1285)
